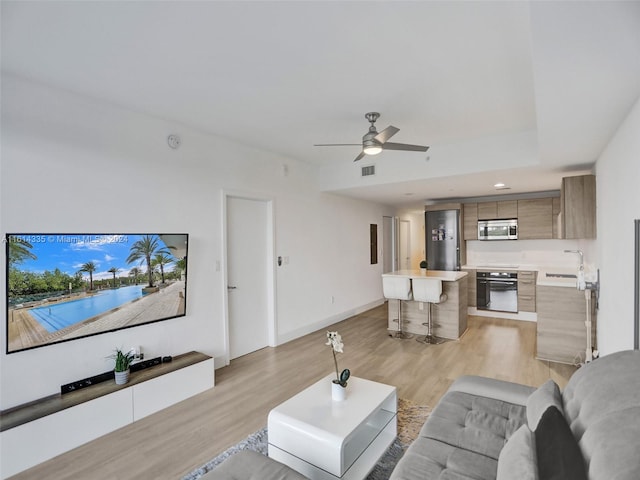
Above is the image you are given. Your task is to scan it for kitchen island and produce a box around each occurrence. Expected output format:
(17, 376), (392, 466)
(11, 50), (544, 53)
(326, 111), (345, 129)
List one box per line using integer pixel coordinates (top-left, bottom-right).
(382, 270), (468, 339)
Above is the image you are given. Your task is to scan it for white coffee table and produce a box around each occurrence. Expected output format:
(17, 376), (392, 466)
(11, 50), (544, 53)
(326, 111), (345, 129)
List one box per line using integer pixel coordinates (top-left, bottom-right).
(268, 374), (397, 480)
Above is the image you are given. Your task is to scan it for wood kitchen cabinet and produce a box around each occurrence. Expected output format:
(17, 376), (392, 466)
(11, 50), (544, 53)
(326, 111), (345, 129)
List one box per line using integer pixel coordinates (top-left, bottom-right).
(462, 180), (593, 241)
(497, 200), (518, 218)
(561, 174), (596, 239)
(517, 271), (536, 312)
(477, 201), (518, 220)
(477, 202), (497, 220)
(537, 286), (596, 364)
(552, 197), (561, 239)
(466, 269), (477, 307)
(517, 198), (553, 239)
(463, 203), (478, 240)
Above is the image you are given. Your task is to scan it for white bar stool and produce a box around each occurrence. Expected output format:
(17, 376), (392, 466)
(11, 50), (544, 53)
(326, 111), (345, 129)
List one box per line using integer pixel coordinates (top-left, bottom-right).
(412, 277), (448, 345)
(382, 276), (414, 339)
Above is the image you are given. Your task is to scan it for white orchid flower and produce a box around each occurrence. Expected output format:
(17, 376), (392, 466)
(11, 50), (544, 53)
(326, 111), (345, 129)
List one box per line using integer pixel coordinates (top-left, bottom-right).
(326, 331), (344, 353)
(326, 331), (349, 387)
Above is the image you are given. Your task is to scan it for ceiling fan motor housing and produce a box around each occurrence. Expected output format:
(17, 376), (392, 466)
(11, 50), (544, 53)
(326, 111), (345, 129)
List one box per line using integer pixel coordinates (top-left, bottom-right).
(363, 112), (381, 149)
(363, 130), (381, 148)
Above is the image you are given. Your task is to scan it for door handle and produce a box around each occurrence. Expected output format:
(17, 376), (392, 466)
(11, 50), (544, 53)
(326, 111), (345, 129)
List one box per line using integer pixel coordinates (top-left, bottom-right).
(227, 286), (237, 290)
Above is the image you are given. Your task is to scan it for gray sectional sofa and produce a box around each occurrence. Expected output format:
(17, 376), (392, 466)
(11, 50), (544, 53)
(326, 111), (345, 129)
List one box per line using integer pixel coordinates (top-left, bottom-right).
(204, 350), (640, 480)
(391, 349), (640, 480)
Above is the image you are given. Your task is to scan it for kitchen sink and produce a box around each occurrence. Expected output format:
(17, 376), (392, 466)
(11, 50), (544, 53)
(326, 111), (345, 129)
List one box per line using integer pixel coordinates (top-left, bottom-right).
(545, 273), (577, 278)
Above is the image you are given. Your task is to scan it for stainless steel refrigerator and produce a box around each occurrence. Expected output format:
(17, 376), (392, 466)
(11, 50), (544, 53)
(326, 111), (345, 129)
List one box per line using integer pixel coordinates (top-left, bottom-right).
(425, 209), (461, 271)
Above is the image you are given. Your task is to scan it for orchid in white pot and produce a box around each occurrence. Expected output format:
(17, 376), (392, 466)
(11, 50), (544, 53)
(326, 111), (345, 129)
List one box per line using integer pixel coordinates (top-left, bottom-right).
(326, 331), (350, 388)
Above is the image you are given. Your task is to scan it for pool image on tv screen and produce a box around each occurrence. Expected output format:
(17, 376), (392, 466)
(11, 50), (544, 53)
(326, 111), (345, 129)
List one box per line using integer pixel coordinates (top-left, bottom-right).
(6, 233), (188, 353)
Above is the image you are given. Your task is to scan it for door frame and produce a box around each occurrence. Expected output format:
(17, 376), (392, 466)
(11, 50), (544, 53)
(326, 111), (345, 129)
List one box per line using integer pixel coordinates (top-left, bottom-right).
(222, 190), (277, 366)
(383, 215), (400, 273)
(399, 219), (411, 270)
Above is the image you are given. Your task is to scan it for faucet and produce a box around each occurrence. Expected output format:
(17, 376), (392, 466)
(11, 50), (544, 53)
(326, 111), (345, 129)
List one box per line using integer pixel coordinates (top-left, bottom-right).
(565, 249), (587, 291)
(564, 250), (584, 271)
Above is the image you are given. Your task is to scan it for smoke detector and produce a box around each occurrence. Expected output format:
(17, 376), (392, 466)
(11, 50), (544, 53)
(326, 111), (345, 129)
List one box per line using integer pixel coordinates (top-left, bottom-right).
(167, 134), (181, 149)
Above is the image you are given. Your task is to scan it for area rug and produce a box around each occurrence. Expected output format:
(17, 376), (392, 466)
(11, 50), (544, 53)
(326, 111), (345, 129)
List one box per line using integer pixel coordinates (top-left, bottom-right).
(182, 398), (430, 480)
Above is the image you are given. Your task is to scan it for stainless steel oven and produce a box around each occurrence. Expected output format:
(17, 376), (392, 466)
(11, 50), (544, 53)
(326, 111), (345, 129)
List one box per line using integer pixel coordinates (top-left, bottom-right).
(477, 271), (518, 313)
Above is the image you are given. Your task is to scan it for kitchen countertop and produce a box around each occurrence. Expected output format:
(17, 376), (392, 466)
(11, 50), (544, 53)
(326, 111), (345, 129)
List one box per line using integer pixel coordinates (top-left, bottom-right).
(462, 264), (587, 288)
(462, 264), (536, 272)
(382, 269), (468, 281)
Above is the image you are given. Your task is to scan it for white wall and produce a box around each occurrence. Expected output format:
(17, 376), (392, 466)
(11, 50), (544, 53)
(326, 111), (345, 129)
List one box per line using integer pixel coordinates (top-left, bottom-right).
(595, 94), (640, 355)
(0, 76), (393, 409)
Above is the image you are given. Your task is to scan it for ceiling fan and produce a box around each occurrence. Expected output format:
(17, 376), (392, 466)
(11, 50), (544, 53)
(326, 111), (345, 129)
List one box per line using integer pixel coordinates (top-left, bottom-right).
(314, 112), (429, 162)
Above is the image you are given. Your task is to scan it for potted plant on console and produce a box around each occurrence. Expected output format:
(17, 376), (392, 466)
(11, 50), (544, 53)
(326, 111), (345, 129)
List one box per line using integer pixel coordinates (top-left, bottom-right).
(326, 331), (350, 401)
(111, 348), (135, 385)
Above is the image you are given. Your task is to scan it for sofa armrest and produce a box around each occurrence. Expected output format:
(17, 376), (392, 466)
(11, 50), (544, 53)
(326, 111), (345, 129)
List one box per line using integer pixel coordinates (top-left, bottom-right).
(447, 376), (535, 406)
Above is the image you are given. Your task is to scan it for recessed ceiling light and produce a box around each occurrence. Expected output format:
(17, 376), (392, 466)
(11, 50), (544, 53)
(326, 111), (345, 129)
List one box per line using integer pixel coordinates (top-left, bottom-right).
(494, 182), (505, 188)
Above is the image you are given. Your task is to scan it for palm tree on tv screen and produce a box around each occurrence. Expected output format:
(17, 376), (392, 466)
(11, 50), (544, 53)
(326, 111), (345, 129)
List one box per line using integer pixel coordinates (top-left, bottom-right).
(108, 267), (119, 288)
(129, 267), (142, 285)
(78, 261), (97, 291)
(7, 237), (37, 266)
(151, 253), (173, 284)
(174, 257), (187, 280)
(126, 235), (172, 288)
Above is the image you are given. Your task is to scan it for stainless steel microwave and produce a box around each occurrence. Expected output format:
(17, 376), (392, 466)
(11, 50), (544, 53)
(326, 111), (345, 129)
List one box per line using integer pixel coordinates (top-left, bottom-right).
(478, 219), (518, 240)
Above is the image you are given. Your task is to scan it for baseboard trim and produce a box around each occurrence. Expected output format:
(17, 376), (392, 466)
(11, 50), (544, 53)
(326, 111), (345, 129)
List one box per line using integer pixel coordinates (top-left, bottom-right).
(276, 298), (385, 345)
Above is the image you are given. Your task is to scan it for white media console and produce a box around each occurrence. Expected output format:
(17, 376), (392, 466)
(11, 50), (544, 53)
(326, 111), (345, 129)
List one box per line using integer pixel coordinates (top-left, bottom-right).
(0, 351), (214, 479)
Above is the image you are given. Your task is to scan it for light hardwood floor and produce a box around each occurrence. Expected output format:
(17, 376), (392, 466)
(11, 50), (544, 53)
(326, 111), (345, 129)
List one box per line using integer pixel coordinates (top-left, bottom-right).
(9, 305), (575, 480)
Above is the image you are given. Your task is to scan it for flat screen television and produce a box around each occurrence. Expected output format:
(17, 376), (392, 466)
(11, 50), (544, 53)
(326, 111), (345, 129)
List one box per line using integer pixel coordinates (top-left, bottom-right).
(5, 233), (188, 354)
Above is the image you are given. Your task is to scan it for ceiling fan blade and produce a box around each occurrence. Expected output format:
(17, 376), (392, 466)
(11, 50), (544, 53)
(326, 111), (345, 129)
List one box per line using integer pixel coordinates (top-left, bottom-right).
(374, 125), (399, 144)
(382, 142), (429, 152)
(353, 151), (366, 162)
(314, 143), (361, 147)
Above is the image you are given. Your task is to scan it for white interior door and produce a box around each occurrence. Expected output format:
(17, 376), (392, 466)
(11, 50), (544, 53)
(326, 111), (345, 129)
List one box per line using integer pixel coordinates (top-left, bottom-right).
(400, 220), (411, 270)
(226, 196), (270, 359)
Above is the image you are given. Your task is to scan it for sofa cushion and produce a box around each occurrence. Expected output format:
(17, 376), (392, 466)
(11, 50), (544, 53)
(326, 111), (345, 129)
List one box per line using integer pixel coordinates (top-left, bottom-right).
(422, 390), (527, 460)
(198, 451), (309, 480)
(579, 406), (640, 480)
(389, 436), (498, 480)
(561, 351), (640, 480)
(447, 375), (536, 406)
(526, 379), (563, 430)
(535, 406), (586, 480)
(563, 351), (640, 440)
(496, 424), (538, 480)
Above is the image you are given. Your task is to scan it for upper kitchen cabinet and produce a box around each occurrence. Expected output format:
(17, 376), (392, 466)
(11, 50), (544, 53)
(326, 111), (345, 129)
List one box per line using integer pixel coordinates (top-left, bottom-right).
(518, 198), (553, 239)
(497, 200), (518, 218)
(463, 203), (478, 240)
(476, 200), (518, 220)
(477, 201), (497, 219)
(552, 197), (561, 239)
(561, 174), (596, 239)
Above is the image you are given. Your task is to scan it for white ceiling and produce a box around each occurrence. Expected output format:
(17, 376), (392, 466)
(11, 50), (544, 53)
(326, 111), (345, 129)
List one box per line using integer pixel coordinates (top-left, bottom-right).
(2, 1), (640, 206)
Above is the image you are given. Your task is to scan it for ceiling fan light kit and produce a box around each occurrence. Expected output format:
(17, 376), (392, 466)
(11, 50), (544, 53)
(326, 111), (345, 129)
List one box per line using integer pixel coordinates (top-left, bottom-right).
(314, 112), (429, 162)
(363, 145), (382, 155)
